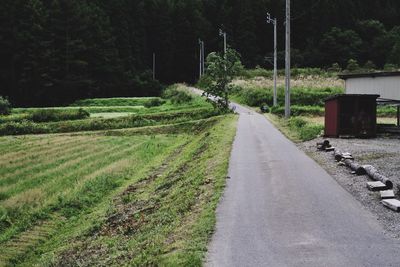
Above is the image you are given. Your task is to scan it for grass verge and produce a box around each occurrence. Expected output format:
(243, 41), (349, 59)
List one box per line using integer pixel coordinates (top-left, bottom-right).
(266, 114), (323, 142)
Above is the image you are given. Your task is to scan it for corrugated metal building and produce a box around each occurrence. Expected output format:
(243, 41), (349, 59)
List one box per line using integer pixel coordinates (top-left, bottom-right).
(337, 71), (400, 133)
(338, 71), (400, 101)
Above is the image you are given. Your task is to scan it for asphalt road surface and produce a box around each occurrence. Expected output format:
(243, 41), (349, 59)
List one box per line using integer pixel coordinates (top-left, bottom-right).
(206, 102), (400, 267)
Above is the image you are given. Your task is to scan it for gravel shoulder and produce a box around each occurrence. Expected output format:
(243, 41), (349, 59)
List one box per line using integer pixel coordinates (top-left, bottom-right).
(299, 136), (400, 238)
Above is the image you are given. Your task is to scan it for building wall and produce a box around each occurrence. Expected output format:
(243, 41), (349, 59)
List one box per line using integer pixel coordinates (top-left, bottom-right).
(345, 76), (400, 100)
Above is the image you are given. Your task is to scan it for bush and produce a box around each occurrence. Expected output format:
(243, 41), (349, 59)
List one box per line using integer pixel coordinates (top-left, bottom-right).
(363, 60), (376, 71)
(196, 75), (213, 90)
(71, 97), (154, 107)
(384, 63), (398, 71)
(270, 105), (324, 116)
(234, 86), (343, 108)
(162, 86), (193, 104)
(298, 124), (324, 141)
(239, 67), (272, 79)
(288, 117), (307, 128)
(346, 59), (360, 72)
(328, 63), (342, 72)
(0, 120), (46, 135)
(144, 98), (166, 108)
(30, 108), (90, 122)
(0, 96), (11, 115)
(377, 106), (398, 117)
(236, 87), (272, 107)
(287, 117), (323, 141)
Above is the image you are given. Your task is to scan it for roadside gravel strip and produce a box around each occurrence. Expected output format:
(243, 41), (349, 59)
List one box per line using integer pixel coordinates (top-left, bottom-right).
(299, 137), (400, 238)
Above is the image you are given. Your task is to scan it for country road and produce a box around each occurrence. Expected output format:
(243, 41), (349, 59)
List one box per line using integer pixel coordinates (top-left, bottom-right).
(203, 100), (400, 267)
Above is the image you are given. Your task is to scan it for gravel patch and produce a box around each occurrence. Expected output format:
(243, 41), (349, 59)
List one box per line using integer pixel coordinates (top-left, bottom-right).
(298, 136), (400, 238)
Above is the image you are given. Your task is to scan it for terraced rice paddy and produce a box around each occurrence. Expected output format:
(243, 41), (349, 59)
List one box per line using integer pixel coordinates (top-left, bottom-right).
(0, 131), (187, 263)
(0, 91), (238, 266)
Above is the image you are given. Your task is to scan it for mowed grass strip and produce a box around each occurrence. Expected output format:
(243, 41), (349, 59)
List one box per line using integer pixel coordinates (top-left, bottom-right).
(0, 135), (101, 176)
(0, 139), (118, 202)
(0, 135), (121, 183)
(0, 135), (88, 164)
(0, 136), (145, 203)
(0, 133), (189, 265)
(0, 135), (62, 157)
(0, 135), (185, 234)
(0, 135), (112, 186)
(0, 137), (27, 153)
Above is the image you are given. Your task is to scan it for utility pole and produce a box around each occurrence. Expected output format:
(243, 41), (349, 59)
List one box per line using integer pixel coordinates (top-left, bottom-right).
(199, 39), (203, 78)
(219, 29), (227, 55)
(219, 29), (227, 76)
(199, 39), (205, 76)
(285, 0), (291, 118)
(267, 12), (278, 107)
(153, 52), (156, 80)
(202, 41), (205, 75)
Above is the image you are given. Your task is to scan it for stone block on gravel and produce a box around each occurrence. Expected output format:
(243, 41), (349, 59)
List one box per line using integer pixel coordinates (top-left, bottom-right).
(381, 199), (400, 212)
(342, 155), (354, 160)
(367, 181), (388, 191)
(380, 190), (395, 199)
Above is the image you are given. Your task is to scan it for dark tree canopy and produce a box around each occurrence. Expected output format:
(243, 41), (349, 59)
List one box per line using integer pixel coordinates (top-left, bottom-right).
(0, 0), (399, 106)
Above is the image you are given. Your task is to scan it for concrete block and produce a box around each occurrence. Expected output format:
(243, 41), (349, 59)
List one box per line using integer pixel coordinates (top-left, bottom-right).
(367, 181), (388, 191)
(342, 155), (354, 160)
(381, 199), (400, 212)
(380, 190), (395, 199)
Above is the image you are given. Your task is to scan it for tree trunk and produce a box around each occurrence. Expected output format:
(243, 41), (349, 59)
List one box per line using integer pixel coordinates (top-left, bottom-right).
(362, 165), (393, 189)
(343, 159), (366, 175)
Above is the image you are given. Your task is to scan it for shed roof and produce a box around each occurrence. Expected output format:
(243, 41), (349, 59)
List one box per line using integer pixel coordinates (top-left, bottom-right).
(325, 94), (380, 102)
(338, 71), (400, 80)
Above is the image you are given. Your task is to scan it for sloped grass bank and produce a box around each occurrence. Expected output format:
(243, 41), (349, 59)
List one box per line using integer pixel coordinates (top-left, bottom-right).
(266, 114), (323, 142)
(0, 115), (238, 266)
(0, 108), (220, 136)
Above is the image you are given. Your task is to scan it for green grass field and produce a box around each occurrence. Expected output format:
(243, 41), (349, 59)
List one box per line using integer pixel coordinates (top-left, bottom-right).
(0, 90), (238, 266)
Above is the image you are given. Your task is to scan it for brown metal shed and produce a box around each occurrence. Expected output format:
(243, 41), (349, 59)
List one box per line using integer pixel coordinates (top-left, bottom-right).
(324, 94), (379, 138)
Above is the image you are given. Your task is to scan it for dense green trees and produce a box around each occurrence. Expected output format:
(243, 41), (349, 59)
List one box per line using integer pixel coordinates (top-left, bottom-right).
(0, 0), (399, 106)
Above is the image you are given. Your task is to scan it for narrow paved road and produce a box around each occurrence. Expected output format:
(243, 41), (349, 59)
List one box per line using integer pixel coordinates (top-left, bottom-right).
(206, 102), (400, 267)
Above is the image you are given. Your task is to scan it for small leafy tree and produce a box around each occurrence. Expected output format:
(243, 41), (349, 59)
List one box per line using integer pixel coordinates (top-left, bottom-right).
(328, 63), (342, 72)
(0, 96), (11, 115)
(202, 48), (243, 110)
(346, 59), (360, 72)
(384, 63), (398, 71)
(363, 60), (376, 71)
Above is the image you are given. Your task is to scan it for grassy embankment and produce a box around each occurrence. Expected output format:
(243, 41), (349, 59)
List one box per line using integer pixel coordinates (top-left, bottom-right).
(226, 68), (398, 141)
(0, 86), (219, 136)
(0, 87), (238, 266)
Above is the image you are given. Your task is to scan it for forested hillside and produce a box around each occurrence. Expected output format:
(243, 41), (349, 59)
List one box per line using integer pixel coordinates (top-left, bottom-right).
(1, 0), (400, 106)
